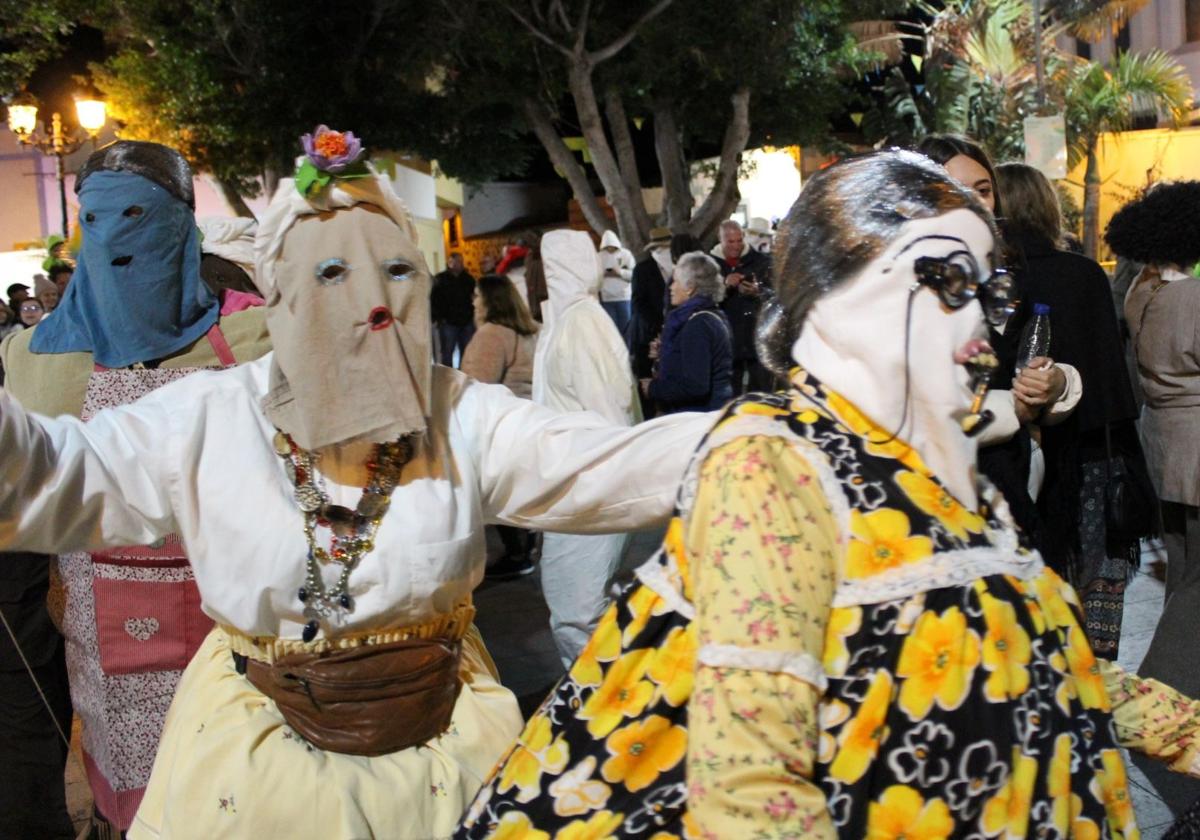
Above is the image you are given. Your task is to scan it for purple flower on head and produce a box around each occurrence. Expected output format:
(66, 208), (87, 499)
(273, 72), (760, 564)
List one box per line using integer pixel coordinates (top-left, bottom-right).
(300, 125), (364, 173)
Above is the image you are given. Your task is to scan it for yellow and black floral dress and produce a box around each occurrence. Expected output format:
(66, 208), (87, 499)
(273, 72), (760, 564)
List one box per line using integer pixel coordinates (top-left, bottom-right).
(456, 371), (1200, 839)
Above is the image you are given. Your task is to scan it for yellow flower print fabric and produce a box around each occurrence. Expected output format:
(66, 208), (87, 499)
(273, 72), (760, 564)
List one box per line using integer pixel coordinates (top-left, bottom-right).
(687, 436), (840, 836)
(457, 377), (1200, 840)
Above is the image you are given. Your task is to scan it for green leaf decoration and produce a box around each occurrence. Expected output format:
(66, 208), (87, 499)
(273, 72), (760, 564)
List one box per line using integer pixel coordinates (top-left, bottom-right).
(295, 160), (331, 197)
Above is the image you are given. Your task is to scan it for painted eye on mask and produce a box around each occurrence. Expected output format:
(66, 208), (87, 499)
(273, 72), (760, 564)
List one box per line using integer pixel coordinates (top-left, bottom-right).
(123, 205), (144, 218)
(84, 212), (96, 223)
(315, 258), (350, 286)
(383, 259), (415, 282)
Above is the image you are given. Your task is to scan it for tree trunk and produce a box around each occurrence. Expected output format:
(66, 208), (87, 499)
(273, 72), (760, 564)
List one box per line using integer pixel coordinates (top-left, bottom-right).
(653, 101), (693, 234)
(567, 59), (645, 249)
(688, 87), (751, 242)
(603, 88), (652, 250)
(217, 178), (257, 218)
(521, 98), (612, 236)
(1082, 142), (1101, 261)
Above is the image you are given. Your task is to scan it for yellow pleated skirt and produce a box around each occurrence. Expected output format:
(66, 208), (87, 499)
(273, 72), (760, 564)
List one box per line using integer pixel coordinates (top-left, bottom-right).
(129, 626), (523, 840)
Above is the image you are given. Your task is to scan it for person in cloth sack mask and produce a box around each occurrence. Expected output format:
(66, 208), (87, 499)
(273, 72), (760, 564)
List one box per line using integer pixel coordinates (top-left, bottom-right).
(0, 140), (270, 836)
(0, 126), (711, 840)
(456, 151), (1200, 839)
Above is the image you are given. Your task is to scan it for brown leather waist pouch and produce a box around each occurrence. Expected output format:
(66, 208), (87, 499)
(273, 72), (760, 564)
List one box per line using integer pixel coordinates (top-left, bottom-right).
(241, 636), (463, 756)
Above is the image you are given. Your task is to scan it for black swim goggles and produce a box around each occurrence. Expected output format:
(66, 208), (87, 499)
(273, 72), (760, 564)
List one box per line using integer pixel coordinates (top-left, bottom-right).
(914, 250), (1016, 327)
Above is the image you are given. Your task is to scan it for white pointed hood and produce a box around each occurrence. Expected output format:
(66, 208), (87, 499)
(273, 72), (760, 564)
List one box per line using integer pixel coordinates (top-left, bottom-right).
(532, 229), (638, 424)
(542, 229), (603, 324)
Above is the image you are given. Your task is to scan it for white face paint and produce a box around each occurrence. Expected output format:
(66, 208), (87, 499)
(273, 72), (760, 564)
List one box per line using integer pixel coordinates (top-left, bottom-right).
(793, 208), (995, 504)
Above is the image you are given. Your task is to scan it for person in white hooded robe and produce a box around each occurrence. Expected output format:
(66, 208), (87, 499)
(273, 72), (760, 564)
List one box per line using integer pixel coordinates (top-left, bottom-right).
(0, 127), (712, 840)
(533, 229), (644, 667)
(598, 229), (635, 336)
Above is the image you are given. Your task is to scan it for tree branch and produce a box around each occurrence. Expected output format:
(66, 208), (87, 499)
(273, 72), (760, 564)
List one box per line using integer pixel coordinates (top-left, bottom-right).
(589, 0), (675, 64)
(652, 101), (693, 232)
(502, 2), (571, 56)
(567, 62), (642, 247)
(550, 0), (571, 32)
(604, 87), (651, 244)
(689, 87), (751, 239)
(521, 97), (612, 235)
(573, 0), (592, 53)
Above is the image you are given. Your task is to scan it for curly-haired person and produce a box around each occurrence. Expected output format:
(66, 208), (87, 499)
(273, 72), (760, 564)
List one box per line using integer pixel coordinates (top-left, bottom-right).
(1106, 180), (1200, 818)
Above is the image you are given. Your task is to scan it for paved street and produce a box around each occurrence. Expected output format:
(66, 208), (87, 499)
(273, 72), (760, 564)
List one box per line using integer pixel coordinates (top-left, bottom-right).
(62, 534), (1185, 837)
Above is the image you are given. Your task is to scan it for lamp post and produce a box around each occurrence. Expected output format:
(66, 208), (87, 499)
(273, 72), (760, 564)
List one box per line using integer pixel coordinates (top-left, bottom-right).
(6, 92), (108, 239)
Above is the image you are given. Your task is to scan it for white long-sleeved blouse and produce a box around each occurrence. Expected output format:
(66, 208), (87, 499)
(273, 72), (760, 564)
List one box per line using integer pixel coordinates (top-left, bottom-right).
(0, 354), (710, 639)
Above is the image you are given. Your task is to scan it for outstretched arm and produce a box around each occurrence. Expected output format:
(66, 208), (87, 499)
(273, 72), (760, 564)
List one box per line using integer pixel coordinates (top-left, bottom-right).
(0, 388), (176, 554)
(1102, 660), (1200, 776)
(465, 380), (712, 534)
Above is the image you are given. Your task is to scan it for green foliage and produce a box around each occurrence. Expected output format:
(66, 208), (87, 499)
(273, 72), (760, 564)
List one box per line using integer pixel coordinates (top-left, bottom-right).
(0, 0), (88, 94)
(860, 0), (1055, 161)
(1062, 48), (1193, 167)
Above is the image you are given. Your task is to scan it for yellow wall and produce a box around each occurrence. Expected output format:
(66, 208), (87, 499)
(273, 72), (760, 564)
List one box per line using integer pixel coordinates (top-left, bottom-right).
(1064, 126), (1200, 262)
(413, 217), (446, 275)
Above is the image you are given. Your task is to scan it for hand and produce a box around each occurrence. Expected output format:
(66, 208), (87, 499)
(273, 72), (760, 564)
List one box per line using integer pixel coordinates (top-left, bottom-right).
(1013, 358), (1066, 406)
(1014, 394), (1039, 425)
(740, 280), (760, 298)
(639, 378), (652, 396)
(725, 272), (744, 288)
(648, 337), (661, 360)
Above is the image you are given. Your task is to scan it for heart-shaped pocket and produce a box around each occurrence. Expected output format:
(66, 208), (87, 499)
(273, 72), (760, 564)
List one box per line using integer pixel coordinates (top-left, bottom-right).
(124, 617), (160, 642)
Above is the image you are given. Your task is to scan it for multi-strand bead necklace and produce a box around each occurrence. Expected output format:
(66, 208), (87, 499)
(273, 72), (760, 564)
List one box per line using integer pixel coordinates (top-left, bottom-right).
(273, 430), (413, 642)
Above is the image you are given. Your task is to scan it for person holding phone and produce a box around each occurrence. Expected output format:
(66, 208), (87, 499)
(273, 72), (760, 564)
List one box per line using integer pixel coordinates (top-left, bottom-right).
(711, 219), (772, 395)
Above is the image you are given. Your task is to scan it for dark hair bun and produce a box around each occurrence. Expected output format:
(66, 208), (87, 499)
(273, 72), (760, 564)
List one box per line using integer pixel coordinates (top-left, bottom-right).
(1105, 181), (1200, 268)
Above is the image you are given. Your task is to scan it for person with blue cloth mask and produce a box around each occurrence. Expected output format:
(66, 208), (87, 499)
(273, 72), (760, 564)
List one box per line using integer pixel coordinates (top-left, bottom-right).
(0, 140), (270, 837)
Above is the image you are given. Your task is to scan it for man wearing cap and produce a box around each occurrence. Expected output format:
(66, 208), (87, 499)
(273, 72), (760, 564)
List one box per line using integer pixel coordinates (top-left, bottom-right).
(629, 227), (673, 415)
(0, 140), (270, 836)
(745, 216), (774, 253)
(6, 283), (30, 313)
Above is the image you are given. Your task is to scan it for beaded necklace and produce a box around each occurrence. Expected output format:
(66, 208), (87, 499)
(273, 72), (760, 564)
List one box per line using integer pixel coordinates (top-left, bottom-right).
(273, 430), (413, 641)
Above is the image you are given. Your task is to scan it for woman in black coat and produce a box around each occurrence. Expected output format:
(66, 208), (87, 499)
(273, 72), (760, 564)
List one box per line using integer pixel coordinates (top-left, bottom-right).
(995, 163), (1151, 660)
(641, 252), (733, 414)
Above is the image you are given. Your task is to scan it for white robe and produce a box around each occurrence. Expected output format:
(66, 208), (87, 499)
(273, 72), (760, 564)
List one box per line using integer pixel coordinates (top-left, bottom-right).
(532, 230), (645, 664)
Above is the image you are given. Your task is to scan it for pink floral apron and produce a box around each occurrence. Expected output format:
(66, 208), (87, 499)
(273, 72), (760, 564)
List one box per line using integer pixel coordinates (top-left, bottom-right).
(58, 325), (236, 830)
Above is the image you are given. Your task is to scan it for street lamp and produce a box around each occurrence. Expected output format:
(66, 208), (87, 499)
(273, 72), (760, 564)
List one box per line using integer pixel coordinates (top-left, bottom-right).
(5, 92), (108, 238)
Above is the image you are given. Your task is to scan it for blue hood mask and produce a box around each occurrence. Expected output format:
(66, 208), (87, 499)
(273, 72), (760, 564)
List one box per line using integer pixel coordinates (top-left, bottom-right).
(30, 169), (218, 367)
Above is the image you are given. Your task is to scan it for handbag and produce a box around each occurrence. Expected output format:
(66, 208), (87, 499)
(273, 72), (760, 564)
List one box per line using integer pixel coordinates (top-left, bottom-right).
(239, 636), (463, 756)
(1102, 422), (1156, 544)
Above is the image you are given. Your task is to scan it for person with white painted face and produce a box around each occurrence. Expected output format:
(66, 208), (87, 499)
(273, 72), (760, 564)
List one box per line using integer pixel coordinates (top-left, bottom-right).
(0, 127), (711, 839)
(456, 151), (1200, 840)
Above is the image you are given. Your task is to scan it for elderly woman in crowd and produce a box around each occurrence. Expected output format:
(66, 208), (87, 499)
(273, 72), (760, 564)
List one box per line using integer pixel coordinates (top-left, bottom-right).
(457, 150), (1200, 840)
(640, 251), (732, 415)
(1107, 180), (1200, 815)
(0, 127), (710, 840)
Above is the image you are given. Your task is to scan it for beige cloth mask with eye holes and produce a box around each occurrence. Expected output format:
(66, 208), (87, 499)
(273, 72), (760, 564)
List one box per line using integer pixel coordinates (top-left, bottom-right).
(260, 204), (432, 450)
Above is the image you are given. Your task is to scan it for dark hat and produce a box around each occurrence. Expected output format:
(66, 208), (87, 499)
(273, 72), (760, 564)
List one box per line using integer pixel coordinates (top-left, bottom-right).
(6, 282), (30, 297)
(76, 140), (195, 208)
(643, 226), (671, 251)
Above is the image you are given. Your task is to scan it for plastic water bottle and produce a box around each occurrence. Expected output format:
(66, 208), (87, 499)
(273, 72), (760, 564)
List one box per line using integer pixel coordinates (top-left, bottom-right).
(1016, 303), (1051, 372)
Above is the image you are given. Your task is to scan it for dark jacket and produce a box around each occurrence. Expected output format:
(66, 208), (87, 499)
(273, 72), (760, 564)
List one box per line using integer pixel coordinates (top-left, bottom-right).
(714, 247), (772, 360)
(997, 231), (1149, 572)
(648, 296), (733, 413)
(430, 269), (476, 326)
(628, 257), (667, 378)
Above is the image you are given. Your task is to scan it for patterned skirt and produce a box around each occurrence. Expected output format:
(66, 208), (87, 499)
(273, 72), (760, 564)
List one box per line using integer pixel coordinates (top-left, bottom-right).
(456, 557), (1139, 838)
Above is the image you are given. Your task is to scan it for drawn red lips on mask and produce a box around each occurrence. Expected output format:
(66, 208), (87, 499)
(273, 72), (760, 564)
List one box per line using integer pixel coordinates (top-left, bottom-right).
(366, 306), (394, 331)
